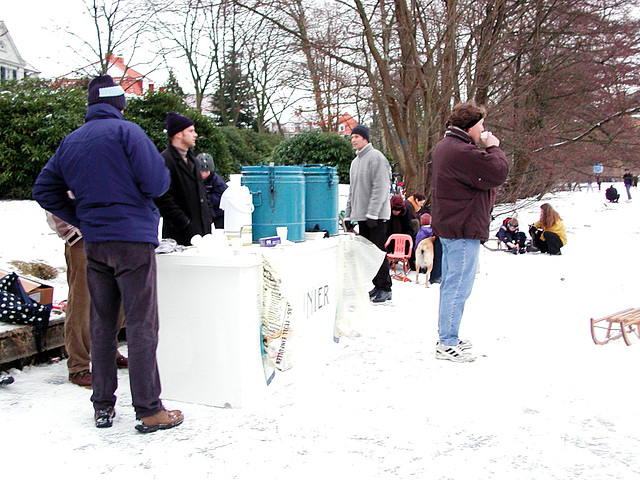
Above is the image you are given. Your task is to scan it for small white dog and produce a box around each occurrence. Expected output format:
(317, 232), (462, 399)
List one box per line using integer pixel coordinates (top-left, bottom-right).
(415, 237), (435, 287)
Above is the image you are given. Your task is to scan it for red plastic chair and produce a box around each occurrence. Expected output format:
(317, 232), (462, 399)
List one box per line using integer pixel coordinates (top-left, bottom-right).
(384, 234), (414, 281)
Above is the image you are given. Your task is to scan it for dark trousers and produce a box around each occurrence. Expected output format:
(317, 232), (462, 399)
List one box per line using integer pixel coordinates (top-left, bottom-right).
(65, 239), (125, 374)
(531, 230), (563, 255)
(502, 232), (527, 250)
(430, 237), (442, 283)
(85, 241), (163, 419)
(358, 220), (393, 292)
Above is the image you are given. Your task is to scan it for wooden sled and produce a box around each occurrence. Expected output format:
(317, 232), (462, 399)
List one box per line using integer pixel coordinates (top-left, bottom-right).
(481, 238), (505, 252)
(590, 307), (640, 346)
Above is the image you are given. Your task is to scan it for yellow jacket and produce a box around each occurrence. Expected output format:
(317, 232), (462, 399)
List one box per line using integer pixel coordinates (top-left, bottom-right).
(534, 219), (567, 245)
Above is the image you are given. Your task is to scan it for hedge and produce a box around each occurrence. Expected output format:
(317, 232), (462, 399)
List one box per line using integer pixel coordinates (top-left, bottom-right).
(0, 80), (284, 199)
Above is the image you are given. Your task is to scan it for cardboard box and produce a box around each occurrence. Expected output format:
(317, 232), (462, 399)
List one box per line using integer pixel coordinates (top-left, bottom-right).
(0, 269), (54, 306)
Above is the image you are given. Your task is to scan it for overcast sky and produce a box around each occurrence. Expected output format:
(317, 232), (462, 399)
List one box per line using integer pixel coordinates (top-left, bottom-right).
(4, 1), (90, 77)
(3, 0), (171, 85)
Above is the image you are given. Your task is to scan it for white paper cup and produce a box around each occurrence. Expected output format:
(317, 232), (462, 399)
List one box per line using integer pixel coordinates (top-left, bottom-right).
(276, 226), (288, 242)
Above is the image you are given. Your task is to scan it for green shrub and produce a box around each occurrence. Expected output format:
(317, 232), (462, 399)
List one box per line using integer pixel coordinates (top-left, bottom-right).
(219, 126), (283, 173)
(125, 90), (234, 179)
(270, 131), (354, 183)
(0, 79), (86, 198)
(0, 82), (283, 198)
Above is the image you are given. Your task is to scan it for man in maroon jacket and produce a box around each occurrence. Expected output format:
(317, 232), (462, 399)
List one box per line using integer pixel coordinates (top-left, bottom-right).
(430, 102), (509, 362)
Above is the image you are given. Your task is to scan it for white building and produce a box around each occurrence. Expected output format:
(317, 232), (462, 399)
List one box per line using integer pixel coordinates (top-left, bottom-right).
(0, 21), (39, 80)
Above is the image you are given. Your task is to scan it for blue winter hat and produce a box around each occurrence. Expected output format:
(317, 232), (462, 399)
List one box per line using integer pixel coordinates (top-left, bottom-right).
(87, 75), (126, 110)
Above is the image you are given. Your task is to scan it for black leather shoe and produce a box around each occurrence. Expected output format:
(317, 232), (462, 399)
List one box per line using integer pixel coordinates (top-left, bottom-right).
(372, 290), (392, 303)
(0, 372), (14, 386)
(368, 287), (379, 300)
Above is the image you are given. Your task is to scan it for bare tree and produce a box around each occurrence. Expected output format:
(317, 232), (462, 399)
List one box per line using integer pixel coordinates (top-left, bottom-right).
(241, 17), (299, 133)
(67, 0), (155, 79)
(147, 0), (222, 112)
(237, 0), (640, 199)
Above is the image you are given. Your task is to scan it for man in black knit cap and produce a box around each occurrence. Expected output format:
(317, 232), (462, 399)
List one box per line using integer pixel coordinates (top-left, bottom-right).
(154, 112), (213, 246)
(34, 75), (184, 432)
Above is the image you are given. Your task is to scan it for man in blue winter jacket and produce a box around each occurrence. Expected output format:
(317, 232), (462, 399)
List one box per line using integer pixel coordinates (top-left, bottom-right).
(33, 75), (184, 433)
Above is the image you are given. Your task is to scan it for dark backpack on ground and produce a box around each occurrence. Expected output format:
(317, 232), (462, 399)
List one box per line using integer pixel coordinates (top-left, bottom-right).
(0, 272), (51, 352)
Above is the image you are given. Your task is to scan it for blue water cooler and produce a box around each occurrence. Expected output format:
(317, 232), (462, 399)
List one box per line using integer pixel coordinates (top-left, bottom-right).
(241, 164), (306, 242)
(303, 164), (339, 235)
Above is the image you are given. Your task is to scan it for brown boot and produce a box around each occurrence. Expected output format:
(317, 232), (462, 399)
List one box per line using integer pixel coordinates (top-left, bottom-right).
(69, 370), (92, 388)
(135, 409), (184, 434)
(115, 352), (128, 369)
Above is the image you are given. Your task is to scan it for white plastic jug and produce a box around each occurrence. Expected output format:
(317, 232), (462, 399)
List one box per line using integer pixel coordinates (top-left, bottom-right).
(220, 174), (254, 234)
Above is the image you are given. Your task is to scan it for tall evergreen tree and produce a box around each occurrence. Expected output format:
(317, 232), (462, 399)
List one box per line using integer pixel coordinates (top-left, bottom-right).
(212, 50), (256, 129)
(162, 69), (185, 97)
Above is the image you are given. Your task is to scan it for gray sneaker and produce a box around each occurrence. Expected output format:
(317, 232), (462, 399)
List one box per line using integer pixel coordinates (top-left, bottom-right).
(436, 340), (472, 351)
(435, 343), (476, 362)
(372, 289), (392, 303)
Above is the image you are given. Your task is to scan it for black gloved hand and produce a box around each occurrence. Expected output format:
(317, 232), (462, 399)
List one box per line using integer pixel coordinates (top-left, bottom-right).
(366, 218), (377, 228)
(344, 220), (355, 232)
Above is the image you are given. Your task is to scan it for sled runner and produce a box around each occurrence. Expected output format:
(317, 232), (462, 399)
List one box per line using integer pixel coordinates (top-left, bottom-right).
(590, 307), (640, 346)
(481, 238), (504, 251)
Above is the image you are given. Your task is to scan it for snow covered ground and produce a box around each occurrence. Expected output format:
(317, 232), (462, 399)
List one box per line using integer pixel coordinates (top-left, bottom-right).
(1, 185), (640, 479)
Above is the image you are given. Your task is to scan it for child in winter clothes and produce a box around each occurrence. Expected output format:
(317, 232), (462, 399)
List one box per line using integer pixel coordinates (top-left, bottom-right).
(412, 213), (442, 284)
(414, 213), (434, 251)
(496, 217), (527, 254)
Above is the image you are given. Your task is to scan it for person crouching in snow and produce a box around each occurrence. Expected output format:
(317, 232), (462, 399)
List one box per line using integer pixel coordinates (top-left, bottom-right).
(605, 184), (620, 203)
(496, 217), (527, 254)
(528, 203), (566, 255)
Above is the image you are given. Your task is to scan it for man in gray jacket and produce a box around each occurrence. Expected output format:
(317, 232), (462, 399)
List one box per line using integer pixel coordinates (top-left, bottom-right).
(344, 125), (393, 303)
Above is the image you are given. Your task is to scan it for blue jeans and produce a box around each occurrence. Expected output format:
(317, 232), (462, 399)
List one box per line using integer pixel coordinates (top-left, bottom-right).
(438, 238), (480, 346)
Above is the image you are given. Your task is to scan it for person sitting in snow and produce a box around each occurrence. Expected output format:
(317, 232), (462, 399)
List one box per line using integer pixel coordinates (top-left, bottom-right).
(496, 217), (527, 254)
(605, 184), (620, 203)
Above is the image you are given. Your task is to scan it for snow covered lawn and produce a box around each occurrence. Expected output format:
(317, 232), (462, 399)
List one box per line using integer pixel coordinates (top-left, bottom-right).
(1, 186), (639, 479)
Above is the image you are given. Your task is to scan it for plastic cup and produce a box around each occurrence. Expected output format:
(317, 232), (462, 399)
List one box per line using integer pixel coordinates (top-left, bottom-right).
(276, 227), (288, 242)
